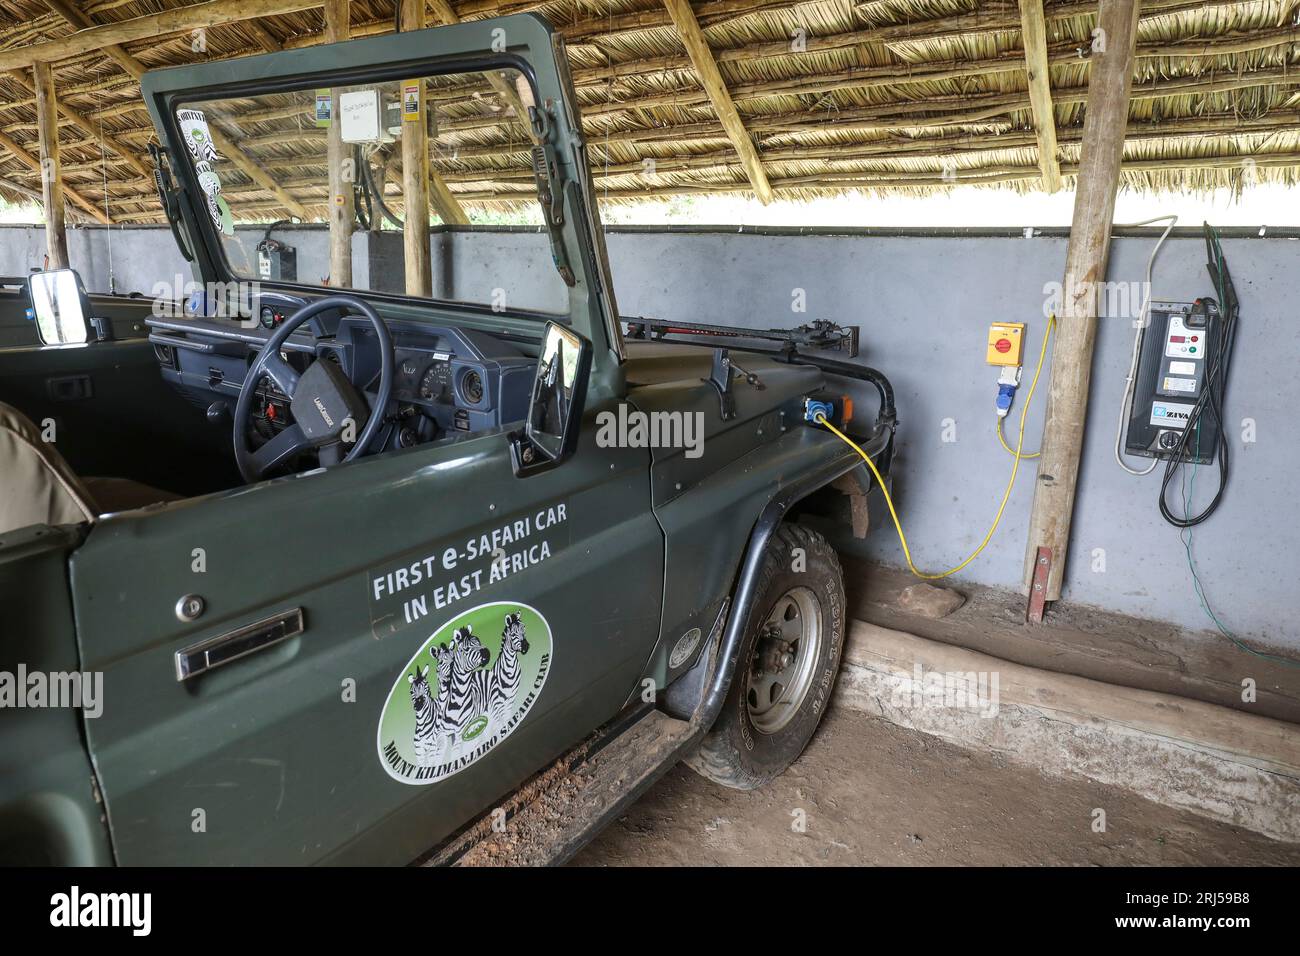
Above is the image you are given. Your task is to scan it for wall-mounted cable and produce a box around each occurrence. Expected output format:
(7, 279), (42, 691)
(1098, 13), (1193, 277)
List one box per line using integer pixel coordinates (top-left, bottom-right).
(1113, 215), (1178, 476)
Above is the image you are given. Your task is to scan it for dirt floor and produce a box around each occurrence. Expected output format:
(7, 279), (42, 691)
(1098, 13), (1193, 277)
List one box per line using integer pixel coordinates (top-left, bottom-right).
(573, 707), (1300, 866)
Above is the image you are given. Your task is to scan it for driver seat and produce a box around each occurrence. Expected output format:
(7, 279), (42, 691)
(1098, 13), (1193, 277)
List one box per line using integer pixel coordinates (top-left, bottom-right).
(0, 401), (181, 535)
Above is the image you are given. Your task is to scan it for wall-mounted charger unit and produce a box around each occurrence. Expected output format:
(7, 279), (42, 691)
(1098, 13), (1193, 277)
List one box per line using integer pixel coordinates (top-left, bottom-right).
(1124, 299), (1222, 464)
(256, 237), (297, 282)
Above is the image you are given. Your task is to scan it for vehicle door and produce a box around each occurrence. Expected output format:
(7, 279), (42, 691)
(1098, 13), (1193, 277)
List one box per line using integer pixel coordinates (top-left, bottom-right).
(69, 15), (661, 865)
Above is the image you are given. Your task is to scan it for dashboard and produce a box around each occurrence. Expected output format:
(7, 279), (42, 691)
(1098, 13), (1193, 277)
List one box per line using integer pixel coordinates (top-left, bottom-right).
(145, 291), (537, 457)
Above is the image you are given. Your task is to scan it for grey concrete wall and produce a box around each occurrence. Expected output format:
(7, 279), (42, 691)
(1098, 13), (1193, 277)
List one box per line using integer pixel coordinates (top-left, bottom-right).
(3, 222), (1295, 645)
(454, 228), (1300, 647)
(0, 224), (565, 310)
(0, 225), (190, 294)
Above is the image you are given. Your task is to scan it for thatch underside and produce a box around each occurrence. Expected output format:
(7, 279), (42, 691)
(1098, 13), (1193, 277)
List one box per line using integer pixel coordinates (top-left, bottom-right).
(0, 0), (1297, 223)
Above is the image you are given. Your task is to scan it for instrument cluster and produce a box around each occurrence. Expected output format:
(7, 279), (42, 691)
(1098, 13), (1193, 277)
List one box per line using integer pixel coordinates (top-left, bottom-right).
(395, 350), (487, 413)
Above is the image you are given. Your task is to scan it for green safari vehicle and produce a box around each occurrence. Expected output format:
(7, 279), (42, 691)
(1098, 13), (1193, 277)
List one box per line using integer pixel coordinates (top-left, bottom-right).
(0, 14), (895, 866)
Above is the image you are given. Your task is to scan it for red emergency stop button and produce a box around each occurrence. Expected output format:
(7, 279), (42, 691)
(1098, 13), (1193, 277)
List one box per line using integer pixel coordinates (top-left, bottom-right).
(995, 338), (1012, 353)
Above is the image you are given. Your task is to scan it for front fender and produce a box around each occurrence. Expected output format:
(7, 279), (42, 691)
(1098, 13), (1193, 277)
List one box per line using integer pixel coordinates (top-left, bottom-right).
(637, 421), (888, 691)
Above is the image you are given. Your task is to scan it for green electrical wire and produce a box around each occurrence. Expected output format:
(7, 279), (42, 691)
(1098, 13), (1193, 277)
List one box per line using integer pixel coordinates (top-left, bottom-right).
(1180, 419), (1300, 668)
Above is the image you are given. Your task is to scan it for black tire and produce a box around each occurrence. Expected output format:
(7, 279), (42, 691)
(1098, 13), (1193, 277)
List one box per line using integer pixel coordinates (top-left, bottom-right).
(685, 522), (845, 790)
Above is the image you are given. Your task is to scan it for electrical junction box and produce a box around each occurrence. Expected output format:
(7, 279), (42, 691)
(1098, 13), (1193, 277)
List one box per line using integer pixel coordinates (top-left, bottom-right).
(987, 322), (1026, 366)
(1124, 300), (1221, 464)
(339, 88), (397, 144)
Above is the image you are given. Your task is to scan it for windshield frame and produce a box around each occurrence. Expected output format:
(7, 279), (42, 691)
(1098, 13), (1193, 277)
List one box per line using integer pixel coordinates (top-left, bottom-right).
(140, 15), (626, 402)
(156, 51), (555, 310)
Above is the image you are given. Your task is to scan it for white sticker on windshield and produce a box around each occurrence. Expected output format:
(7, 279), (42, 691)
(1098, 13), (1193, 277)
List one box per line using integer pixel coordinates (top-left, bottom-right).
(176, 108), (234, 237)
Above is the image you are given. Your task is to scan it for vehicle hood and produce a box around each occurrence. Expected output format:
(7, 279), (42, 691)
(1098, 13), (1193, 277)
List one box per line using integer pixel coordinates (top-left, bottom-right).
(623, 339), (825, 506)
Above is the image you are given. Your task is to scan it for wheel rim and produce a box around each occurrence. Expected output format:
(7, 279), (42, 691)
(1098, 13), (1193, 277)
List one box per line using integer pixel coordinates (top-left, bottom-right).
(746, 586), (823, 734)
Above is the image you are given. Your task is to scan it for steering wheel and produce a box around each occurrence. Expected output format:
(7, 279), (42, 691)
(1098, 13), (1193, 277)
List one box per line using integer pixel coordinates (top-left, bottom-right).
(234, 295), (394, 483)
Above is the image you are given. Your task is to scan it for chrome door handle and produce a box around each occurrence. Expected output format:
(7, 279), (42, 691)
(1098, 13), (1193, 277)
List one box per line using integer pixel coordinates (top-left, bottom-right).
(175, 608), (304, 681)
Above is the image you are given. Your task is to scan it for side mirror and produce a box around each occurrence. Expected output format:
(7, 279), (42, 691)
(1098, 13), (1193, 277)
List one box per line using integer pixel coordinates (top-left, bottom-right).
(512, 321), (591, 475)
(27, 269), (92, 345)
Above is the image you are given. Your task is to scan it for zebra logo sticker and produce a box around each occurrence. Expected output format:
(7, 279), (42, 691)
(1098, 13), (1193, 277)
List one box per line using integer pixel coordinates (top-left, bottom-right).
(377, 601), (552, 785)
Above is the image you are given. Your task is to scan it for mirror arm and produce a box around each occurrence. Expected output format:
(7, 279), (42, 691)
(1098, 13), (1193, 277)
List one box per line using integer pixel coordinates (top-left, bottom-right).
(509, 430), (552, 476)
(89, 316), (114, 342)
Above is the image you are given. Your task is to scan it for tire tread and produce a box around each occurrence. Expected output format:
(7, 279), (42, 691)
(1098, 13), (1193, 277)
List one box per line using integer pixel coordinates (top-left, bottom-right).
(684, 522), (844, 791)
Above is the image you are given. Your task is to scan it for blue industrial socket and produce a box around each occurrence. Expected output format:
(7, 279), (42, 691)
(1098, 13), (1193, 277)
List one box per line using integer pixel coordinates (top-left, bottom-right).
(996, 383), (1017, 415)
(804, 398), (835, 423)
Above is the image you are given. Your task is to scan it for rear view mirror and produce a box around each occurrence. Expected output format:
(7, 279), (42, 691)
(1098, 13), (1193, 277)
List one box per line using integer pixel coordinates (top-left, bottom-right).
(513, 321), (591, 475)
(27, 269), (91, 345)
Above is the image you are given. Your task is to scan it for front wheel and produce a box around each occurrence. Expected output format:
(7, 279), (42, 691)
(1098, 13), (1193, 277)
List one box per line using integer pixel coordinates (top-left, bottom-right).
(685, 523), (845, 790)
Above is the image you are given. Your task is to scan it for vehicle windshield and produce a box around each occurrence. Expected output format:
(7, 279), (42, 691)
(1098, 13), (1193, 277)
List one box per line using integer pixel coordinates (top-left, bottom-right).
(171, 66), (568, 314)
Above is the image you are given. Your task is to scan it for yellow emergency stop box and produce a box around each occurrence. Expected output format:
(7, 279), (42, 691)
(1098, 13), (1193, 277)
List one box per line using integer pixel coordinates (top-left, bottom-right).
(986, 322), (1026, 366)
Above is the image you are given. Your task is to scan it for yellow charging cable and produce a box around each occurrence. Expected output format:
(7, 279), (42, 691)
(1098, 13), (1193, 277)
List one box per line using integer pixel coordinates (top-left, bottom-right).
(816, 315), (1055, 580)
(998, 416), (1040, 459)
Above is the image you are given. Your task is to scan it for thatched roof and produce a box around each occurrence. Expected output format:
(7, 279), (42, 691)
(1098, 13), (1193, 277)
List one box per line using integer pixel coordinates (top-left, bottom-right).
(1, 0), (1297, 224)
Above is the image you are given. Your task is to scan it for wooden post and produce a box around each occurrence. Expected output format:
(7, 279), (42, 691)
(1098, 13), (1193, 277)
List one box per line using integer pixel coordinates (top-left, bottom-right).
(324, 0), (353, 287)
(32, 61), (69, 269)
(399, 0), (431, 296)
(1022, 0), (1141, 614)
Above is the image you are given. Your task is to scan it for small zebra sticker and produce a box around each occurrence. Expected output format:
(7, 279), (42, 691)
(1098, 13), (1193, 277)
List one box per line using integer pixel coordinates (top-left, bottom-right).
(377, 602), (552, 784)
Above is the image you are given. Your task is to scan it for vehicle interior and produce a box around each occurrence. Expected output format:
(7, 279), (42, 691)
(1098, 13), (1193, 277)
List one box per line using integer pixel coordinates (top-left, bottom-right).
(0, 65), (581, 536)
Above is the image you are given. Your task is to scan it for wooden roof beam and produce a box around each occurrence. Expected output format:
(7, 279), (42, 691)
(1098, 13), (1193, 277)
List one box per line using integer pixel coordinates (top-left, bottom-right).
(247, 21), (284, 53)
(662, 0), (772, 204)
(0, 172), (92, 221)
(0, 127), (110, 224)
(0, 0), (321, 72)
(1019, 0), (1062, 192)
(62, 61), (1294, 154)
(41, 0), (311, 221)
(428, 0), (532, 133)
(5, 69), (152, 181)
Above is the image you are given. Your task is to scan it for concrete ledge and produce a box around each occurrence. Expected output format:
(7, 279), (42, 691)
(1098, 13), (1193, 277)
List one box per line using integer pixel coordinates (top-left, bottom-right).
(834, 620), (1300, 843)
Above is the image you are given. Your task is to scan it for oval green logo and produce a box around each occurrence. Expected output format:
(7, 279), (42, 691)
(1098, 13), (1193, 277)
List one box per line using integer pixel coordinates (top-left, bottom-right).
(462, 716), (489, 742)
(377, 602), (552, 785)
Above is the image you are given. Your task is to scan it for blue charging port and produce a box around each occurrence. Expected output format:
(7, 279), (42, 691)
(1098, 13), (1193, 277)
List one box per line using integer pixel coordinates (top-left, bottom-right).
(804, 398), (835, 424)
